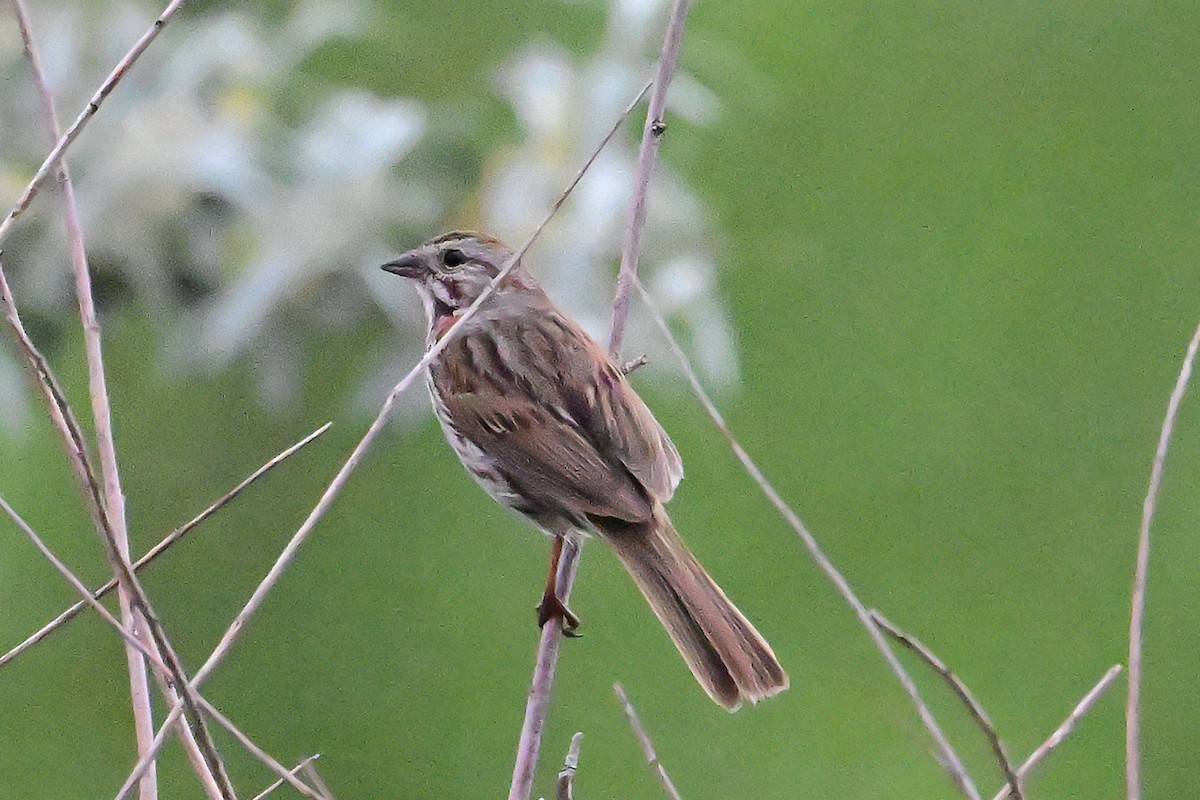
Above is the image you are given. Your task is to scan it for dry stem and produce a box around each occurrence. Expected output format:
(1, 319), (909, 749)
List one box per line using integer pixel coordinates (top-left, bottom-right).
(869, 610), (1022, 800)
(0, 495), (322, 800)
(554, 733), (584, 800)
(250, 755), (321, 800)
(631, 277), (981, 800)
(614, 683), (683, 800)
(993, 665), (1123, 800)
(1127, 320), (1200, 800)
(509, 4), (693, 797)
(621, 355), (649, 375)
(510, 536), (581, 799)
(0, 423), (331, 671)
(8, 2), (235, 793)
(0, 0), (192, 250)
(3, 261), (228, 795)
(299, 762), (337, 800)
(608, 0), (693, 357)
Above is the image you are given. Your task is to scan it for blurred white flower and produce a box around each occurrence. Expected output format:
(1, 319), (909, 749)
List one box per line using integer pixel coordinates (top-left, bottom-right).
(0, 1), (433, 422)
(483, 0), (737, 389)
(0, 0), (737, 431)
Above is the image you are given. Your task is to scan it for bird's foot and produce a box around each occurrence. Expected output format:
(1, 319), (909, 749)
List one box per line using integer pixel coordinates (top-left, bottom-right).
(536, 592), (581, 638)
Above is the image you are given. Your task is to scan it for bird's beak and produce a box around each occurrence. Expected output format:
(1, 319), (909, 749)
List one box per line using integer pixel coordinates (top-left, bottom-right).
(381, 252), (424, 279)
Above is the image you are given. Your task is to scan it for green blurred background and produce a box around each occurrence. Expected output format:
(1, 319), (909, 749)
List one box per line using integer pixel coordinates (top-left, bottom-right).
(2, 1), (1199, 797)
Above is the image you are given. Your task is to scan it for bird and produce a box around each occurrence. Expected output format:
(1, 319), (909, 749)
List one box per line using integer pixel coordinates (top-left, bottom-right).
(382, 231), (787, 710)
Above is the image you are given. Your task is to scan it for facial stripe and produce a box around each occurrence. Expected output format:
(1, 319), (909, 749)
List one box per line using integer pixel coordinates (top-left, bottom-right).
(429, 277), (457, 307)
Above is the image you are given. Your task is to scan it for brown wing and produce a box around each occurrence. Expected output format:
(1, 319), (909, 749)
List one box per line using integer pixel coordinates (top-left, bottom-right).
(550, 318), (683, 503)
(432, 295), (682, 523)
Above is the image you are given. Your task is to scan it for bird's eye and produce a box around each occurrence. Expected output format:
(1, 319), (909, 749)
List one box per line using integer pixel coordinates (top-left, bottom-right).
(441, 248), (467, 269)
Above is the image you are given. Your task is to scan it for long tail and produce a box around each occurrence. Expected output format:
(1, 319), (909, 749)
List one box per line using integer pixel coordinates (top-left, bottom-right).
(601, 507), (788, 711)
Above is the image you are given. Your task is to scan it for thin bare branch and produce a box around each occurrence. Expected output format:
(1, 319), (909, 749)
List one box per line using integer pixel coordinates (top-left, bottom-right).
(250, 755), (320, 800)
(993, 665), (1123, 800)
(8, 3), (233, 794)
(869, 610), (1022, 800)
(0, 0), (192, 250)
(196, 702), (322, 800)
(0, 423), (331, 671)
(3, 257), (232, 796)
(631, 277), (981, 800)
(0, 493), (180, 682)
(118, 78), (654, 799)
(509, 8), (690, 797)
(621, 355), (649, 376)
(0, 494), (322, 800)
(1127, 321), (1200, 800)
(510, 535), (582, 800)
(614, 683), (682, 800)
(299, 762), (338, 800)
(141, 656), (228, 800)
(0, 265), (99, 505)
(608, 0), (693, 358)
(553, 733), (584, 800)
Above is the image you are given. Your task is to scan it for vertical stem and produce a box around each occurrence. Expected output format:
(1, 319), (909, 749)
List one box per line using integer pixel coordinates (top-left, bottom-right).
(9, 2), (159, 795)
(508, 537), (580, 800)
(507, 3), (693, 797)
(607, 0), (693, 358)
(1126, 321), (1200, 800)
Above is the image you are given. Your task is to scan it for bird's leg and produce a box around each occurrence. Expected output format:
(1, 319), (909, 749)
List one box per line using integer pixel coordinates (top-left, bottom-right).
(536, 535), (581, 637)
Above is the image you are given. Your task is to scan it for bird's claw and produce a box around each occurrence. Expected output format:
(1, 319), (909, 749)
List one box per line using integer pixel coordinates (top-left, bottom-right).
(536, 592), (581, 637)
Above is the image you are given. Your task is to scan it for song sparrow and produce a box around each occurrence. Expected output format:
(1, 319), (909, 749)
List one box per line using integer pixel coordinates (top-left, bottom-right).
(383, 231), (788, 709)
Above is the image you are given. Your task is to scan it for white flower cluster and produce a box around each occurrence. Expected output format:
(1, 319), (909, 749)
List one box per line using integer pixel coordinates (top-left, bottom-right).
(0, 0), (736, 430)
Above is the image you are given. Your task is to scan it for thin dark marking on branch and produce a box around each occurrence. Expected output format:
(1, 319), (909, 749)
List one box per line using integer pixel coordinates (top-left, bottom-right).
(631, 277), (981, 800)
(1127, 321), (1200, 800)
(869, 610), (1022, 800)
(614, 683), (683, 800)
(993, 665), (1123, 800)
(0, 422), (331, 670)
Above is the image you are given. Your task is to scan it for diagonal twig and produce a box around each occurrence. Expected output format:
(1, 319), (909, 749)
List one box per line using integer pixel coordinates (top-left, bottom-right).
(993, 665), (1123, 800)
(250, 755), (320, 800)
(2, 263), (229, 798)
(0, 264), (98, 507)
(1127, 321), (1200, 800)
(621, 355), (649, 376)
(0, 422), (331, 671)
(0, 495), (322, 800)
(0, 0), (192, 250)
(510, 7), (693, 800)
(299, 762), (338, 800)
(631, 276), (981, 800)
(8, 3), (234, 794)
(114, 75), (655, 800)
(869, 610), (1022, 800)
(614, 683), (683, 800)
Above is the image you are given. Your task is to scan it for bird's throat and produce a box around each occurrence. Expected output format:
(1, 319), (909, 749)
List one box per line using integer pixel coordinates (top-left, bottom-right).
(432, 309), (460, 341)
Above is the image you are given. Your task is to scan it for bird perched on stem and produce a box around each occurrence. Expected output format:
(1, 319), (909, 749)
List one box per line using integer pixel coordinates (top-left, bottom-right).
(383, 231), (787, 710)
